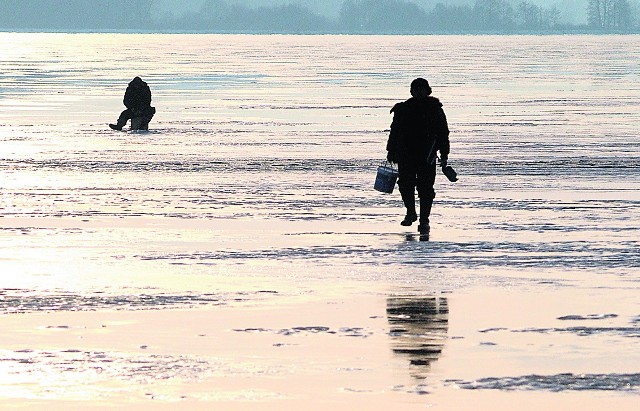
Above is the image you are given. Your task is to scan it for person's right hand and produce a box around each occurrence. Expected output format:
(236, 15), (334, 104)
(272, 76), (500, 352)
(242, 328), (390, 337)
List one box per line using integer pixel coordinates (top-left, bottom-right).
(387, 151), (397, 163)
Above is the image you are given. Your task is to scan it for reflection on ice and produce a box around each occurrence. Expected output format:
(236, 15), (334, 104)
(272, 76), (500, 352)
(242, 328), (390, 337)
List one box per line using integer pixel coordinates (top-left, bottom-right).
(387, 295), (448, 380)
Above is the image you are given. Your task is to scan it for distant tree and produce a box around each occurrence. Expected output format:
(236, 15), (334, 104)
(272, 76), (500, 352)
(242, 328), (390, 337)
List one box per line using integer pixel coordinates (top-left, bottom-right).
(588, 0), (633, 30)
(154, 0), (330, 33)
(429, 3), (475, 32)
(339, 0), (428, 33)
(516, 1), (543, 29)
(0, 0), (153, 31)
(613, 0), (634, 28)
(244, 4), (332, 33)
(588, 0), (607, 28)
(200, 0), (232, 23)
(515, 1), (560, 30)
(543, 6), (561, 28)
(472, 0), (515, 30)
(632, 1), (640, 28)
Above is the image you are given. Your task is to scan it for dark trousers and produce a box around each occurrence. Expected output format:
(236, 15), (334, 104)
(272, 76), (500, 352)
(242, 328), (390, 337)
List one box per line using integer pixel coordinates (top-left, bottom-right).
(398, 160), (436, 222)
(116, 106), (156, 127)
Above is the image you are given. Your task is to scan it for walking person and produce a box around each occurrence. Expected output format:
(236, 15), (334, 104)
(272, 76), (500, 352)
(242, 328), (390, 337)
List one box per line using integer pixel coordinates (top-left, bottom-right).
(109, 76), (156, 131)
(386, 78), (450, 236)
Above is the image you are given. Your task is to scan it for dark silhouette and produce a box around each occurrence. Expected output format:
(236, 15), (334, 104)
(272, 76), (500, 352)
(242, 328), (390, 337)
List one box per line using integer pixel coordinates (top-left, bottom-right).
(387, 295), (449, 380)
(386, 78), (450, 237)
(109, 77), (156, 131)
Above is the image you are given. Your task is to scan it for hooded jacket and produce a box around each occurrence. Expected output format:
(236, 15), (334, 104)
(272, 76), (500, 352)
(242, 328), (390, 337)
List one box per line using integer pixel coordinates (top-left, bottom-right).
(386, 96), (450, 164)
(123, 77), (152, 111)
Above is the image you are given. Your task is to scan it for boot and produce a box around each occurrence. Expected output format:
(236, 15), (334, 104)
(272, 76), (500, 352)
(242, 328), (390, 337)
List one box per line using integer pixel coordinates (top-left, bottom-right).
(400, 190), (417, 226)
(109, 115), (127, 131)
(401, 213), (417, 226)
(418, 196), (433, 234)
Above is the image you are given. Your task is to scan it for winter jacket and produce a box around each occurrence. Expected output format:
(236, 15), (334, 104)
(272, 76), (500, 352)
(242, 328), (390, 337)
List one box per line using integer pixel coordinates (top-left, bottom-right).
(123, 77), (152, 111)
(386, 96), (450, 164)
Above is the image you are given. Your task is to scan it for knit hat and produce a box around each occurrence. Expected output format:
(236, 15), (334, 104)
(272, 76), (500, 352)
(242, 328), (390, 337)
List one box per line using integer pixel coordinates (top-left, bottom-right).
(410, 78), (432, 96)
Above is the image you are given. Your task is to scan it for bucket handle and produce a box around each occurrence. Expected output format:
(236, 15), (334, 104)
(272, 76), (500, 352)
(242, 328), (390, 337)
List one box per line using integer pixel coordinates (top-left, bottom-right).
(380, 160), (398, 171)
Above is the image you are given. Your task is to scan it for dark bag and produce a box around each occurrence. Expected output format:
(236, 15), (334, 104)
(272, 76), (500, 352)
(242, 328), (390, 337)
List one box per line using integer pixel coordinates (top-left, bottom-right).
(374, 161), (399, 194)
(442, 165), (458, 182)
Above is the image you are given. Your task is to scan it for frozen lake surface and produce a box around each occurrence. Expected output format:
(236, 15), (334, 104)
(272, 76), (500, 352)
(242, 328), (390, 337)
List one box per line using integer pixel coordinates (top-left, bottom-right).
(0, 34), (639, 407)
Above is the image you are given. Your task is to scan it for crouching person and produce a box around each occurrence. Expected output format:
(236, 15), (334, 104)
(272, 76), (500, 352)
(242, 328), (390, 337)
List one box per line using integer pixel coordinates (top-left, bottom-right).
(110, 76), (155, 131)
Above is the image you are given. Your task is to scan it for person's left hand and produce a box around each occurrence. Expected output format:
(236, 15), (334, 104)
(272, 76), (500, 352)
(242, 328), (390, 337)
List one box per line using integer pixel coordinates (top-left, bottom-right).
(440, 158), (448, 168)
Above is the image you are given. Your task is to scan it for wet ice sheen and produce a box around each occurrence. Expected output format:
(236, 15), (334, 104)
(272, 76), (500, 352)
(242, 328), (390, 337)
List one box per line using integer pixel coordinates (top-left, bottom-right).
(447, 373), (640, 392)
(0, 34), (639, 401)
(0, 289), (278, 314)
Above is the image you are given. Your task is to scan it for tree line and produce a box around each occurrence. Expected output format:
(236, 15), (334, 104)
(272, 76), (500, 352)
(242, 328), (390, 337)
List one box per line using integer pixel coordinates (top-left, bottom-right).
(588, 0), (635, 29)
(0, 0), (638, 33)
(339, 0), (637, 32)
(0, 0), (154, 31)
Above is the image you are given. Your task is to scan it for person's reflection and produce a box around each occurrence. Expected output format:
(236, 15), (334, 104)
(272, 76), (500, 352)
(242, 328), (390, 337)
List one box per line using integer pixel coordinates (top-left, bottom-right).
(405, 233), (430, 242)
(387, 295), (449, 380)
